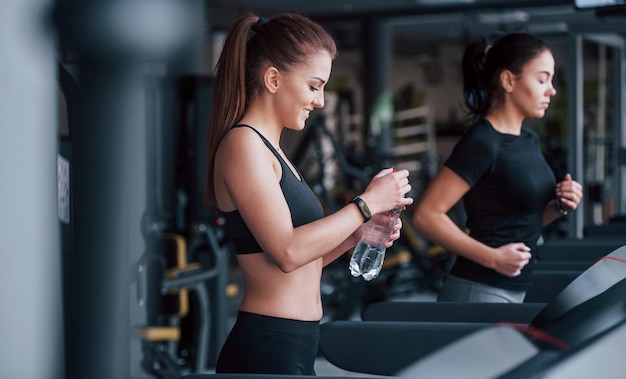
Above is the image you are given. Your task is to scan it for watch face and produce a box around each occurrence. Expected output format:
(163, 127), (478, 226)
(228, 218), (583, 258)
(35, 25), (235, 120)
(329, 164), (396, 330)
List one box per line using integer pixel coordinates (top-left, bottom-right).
(360, 200), (371, 218)
(353, 197), (371, 221)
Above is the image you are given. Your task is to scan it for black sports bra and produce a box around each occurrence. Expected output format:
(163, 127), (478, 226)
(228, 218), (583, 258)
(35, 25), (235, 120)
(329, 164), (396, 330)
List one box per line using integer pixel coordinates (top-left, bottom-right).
(222, 125), (324, 254)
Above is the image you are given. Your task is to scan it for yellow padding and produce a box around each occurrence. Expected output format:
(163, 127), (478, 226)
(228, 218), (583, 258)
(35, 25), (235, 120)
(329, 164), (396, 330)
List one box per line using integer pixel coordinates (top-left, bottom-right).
(226, 283), (239, 298)
(161, 288), (190, 318)
(426, 245), (445, 257)
(133, 326), (181, 341)
(163, 233), (187, 269)
(163, 263), (203, 319)
(382, 250), (412, 269)
(162, 233), (194, 318)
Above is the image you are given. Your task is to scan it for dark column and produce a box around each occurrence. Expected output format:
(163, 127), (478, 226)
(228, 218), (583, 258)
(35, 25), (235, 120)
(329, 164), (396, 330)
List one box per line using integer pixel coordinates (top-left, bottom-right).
(566, 34), (584, 238)
(54, 1), (195, 377)
(362, 17), (394, 168)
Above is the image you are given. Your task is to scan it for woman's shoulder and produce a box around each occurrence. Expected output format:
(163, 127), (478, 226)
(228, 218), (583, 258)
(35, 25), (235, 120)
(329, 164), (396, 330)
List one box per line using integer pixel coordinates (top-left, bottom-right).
(521, 125), (540, 138)
(222, 124), (263, 147)
(217, 125), (271, 165)
(459, 119), (500, 146)
(465, 118), (495, 134)
(453, 120), (501, 163)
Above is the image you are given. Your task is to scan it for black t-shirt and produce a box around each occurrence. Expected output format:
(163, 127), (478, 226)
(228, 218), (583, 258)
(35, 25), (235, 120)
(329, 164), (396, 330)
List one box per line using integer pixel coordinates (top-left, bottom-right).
(445, 119), (557, 290)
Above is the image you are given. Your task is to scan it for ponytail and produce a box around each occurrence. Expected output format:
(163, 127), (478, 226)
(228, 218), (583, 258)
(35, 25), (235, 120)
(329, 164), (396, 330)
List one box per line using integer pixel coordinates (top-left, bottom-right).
(204, 14), (257, 208)
(462, 39), (491, 125)
(461, 33), (551, 126)
(203, 13), (337, 208)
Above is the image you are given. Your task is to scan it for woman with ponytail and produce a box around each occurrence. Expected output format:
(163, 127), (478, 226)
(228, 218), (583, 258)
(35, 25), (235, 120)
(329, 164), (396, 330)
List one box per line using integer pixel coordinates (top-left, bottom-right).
(205, 13), (412, 374)
(412, 33), (582, 303)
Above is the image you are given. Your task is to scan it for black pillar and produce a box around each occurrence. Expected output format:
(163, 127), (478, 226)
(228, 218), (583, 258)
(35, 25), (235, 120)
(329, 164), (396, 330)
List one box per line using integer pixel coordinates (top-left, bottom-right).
(54, 1), (195, 377)
(362, 17), (394, 167)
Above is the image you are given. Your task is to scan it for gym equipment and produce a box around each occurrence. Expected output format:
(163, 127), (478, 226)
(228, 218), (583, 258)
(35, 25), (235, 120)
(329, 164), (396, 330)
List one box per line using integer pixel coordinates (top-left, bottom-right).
(362, 301), (546, 323)
(318, 245), (626, 376)
(535, 237), (626, 262)
(133, 76), (230, 378)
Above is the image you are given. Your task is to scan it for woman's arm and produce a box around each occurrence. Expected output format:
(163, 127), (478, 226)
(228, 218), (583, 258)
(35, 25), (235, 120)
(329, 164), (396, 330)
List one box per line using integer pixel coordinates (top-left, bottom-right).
(217, 128), (412, 273)
(412, 167), (494, 266)
(543, 198), (565, 226)
(412, 167), (530, 277)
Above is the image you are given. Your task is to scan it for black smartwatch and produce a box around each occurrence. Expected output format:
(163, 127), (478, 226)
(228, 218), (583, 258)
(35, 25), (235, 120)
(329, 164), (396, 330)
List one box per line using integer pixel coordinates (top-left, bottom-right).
(351, 196), (371, 222)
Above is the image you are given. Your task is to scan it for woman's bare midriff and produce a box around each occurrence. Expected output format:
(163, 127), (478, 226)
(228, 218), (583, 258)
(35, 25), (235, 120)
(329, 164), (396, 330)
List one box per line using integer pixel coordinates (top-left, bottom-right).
(236, 253), (324, 321)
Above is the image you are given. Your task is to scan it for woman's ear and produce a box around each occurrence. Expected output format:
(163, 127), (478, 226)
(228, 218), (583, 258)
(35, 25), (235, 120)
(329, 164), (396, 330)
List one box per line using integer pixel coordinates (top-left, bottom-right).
(500, 69), (515, 94)
(263, 67), (280, 94)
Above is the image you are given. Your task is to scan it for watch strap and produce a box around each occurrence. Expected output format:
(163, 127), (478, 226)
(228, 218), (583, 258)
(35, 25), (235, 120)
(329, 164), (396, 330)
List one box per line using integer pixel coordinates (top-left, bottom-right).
(351, 196), (371, 222)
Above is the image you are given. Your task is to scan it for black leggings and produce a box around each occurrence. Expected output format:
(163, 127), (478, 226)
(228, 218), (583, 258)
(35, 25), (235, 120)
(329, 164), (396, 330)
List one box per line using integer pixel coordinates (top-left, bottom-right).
(216, 311), (320, 375)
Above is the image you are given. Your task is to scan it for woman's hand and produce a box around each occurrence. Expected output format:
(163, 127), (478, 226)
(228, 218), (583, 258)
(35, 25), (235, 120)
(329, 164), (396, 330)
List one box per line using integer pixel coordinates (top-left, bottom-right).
(346, 213), (402, 250)
(556, 173), (583, 213)
(490, 243), (531, 277)
(384, 217), (402, 249)
(360, 168), (413, 215)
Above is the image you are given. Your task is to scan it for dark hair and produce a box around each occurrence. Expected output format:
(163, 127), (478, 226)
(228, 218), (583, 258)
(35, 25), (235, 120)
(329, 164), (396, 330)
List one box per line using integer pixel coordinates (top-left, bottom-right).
(462, 33), (551, 124)
(203, 13), (337, 207)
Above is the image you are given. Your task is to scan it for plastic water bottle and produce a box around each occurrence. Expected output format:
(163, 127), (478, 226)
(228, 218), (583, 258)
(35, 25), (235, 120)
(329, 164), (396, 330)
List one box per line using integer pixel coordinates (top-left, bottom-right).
(349, 205), (403, 281)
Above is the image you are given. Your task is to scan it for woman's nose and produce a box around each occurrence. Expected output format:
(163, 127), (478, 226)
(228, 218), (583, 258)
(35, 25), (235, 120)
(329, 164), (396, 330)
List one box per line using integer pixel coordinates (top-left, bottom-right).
(313, 93), (324, 108)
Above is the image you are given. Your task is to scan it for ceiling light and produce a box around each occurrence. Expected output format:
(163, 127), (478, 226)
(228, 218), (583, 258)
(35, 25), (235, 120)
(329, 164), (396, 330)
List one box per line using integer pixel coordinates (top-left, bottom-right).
(477, 10), (529, 24)
(528, 22), (569, 33)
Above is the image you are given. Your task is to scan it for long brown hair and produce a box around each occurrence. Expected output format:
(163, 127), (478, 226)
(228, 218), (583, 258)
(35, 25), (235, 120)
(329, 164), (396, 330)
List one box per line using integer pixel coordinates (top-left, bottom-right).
(203, 13), (337, 207)
(462, 33), (551, 126)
